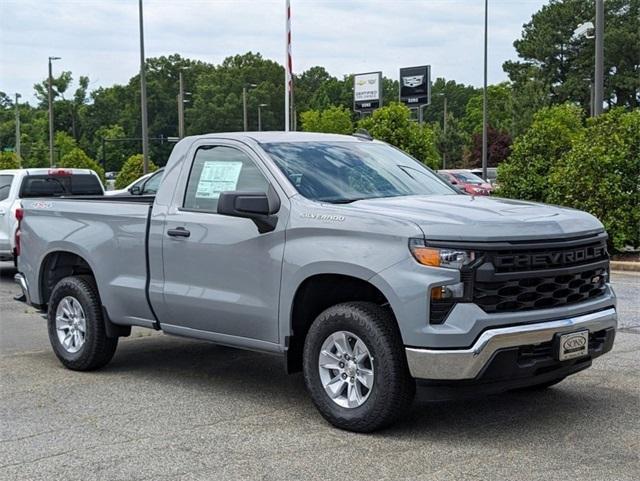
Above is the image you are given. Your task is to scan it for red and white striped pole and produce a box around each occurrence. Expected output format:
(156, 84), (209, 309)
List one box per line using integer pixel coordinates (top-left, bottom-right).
(284, 0), (292, 131)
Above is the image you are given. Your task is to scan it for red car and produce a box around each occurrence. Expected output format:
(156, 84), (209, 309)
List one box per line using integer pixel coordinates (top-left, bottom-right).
(438, 169), (494, 196)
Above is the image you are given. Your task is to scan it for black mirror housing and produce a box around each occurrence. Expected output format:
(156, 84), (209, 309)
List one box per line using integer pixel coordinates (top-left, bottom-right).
(217, 186), (280, 233)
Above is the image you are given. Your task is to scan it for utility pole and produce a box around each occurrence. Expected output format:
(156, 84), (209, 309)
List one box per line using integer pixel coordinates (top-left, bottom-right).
(594, 0), (604, 116)
(178, 70), (185, 138)
(481, 0), (488, 180)
(243, 84), (257, 131)
(284, 0), (291, 131)
(138, 0), (150, 174)
(14, 93), (21, 159)
(47, 56), (61, 167)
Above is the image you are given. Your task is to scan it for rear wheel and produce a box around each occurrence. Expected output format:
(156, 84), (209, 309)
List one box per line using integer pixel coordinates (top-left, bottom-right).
(47, 276), (118, 371)
(303, 302), (415, 432)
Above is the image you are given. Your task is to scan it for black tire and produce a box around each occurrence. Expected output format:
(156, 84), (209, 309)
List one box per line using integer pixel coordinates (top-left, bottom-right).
(302, 302), (415, 432)
(47, 276), (118, 371)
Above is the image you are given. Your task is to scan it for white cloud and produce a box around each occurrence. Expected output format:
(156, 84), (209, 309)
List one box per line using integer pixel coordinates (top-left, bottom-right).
(0, 0), (546, 103)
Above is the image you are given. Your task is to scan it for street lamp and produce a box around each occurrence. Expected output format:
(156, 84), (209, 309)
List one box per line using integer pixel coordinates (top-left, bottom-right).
(481, 0), (488, 181)
(437, 93), (447, 169)
(14, 93), (21, 159)
(243, 83), (257, 131)
(258, 104), (268, 131)
(48, 56), (61, 167)
(574, 11), (603, 117)
(138, 0), (150, 174)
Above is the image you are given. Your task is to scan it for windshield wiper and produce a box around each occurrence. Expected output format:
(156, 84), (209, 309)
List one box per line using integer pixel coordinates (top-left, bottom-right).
(322, 197), (371, 204)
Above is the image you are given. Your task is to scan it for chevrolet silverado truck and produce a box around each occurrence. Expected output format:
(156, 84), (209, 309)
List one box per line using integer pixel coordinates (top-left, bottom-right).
(14, 132), (617, 432)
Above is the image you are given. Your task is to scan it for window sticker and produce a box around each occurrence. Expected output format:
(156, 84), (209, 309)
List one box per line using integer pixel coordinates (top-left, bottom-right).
(195, 160), (243, 199)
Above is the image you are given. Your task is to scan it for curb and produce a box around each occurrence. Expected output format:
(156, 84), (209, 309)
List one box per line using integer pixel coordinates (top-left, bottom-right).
(611, 261), (640, 272)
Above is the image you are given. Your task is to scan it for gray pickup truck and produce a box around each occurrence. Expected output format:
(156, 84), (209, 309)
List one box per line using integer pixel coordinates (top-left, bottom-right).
(15, 132), (617, 432)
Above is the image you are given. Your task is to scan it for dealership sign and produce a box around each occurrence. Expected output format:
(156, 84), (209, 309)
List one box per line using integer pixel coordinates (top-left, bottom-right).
(399, 65), (431, 107)
(354, 72), (382, 111)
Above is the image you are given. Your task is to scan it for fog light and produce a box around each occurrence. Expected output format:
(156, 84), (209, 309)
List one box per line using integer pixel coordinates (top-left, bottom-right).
(431, 282), (465, 300)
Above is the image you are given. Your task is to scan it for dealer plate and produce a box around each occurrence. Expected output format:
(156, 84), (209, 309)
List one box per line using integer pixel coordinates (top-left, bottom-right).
(558, 330), (589, 361)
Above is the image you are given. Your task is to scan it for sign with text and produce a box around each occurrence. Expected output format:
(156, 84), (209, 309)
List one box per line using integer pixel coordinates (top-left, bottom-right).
(399, 65), (431, 107)
(354, 72), (382, 111)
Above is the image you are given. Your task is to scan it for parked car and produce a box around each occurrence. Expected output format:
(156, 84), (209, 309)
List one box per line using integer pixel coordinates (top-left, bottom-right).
(469, 167), (498, 186)
(0, 168), (104, 263)
(105, 168), (164, 196)
(15, 133), (616, 432)
(438, 169), (494, 195)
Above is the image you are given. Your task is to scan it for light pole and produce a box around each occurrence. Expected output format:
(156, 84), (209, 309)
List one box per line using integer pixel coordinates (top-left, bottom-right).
(243, 83), (257, 131)
(481, 0), (488, 181)
(594, 0), (604, 115)
(258, 104), (268, 131)
(177, 71), (191, 139)
(48, 56), (61, 167)
(437, 93), (447, 168)
(14, 93), (21, 159)
(138, 0), (150, 174)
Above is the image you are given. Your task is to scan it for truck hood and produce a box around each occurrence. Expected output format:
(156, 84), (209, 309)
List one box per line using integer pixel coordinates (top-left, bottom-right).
(346, 195), (604, 242)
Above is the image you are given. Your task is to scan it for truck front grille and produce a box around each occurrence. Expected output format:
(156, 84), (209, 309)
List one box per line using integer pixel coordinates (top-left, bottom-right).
(474, 266), (607, 313)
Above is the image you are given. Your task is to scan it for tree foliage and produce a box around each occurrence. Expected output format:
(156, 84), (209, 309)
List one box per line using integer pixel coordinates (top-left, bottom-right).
(466, 127), (512, 168)
(58, 147), (105, 183)
(548, 109), (640, 250)
(115, 154), (158, 189)
(0, 151), (21, 170)
(300, 105), (353, 134)
(358, 103), (440, 168)
(496, 104), (584, 201)
(504, 0), (640, 111)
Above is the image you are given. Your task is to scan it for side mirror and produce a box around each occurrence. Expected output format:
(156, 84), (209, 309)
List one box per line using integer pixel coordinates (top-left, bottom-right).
(129, 185), (142, 195)
(450, 180), (458, 185)
(217, 185), (281, 233)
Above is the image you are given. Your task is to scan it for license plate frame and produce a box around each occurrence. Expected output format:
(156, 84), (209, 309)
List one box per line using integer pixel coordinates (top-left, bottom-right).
(557, 330), (589, 361)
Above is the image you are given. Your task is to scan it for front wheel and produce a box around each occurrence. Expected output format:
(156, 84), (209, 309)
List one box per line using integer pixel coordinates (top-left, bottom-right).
(47, 276), (118, 371)
(303, 302), (415, 432)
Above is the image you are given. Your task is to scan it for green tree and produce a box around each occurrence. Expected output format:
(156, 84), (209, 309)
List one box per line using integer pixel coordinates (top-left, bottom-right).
(462, 83), (514, 135)
(496, 104), (584, 202)
(94, 124), (129, 172)
(59, 148), (105, 183)
(0, 151), (21, 169)
(115, 154), (158, 189)
(54, 131), (77, 160)
(424, 78), (480, 125)
(504, 0), (640, 111)
(358, 103), (440, 168)
(300, 106), (353, 134)
(548, 109), (640, 250)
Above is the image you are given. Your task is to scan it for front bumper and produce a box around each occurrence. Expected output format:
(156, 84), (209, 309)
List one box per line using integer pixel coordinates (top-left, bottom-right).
(405, 307), (617, 380)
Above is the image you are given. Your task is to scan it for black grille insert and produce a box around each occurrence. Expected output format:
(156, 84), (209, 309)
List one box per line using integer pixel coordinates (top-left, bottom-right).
(475, 266), (607, 313)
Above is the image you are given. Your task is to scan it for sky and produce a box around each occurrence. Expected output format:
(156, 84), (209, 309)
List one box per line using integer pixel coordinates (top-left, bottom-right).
(0, 0), (548, 104)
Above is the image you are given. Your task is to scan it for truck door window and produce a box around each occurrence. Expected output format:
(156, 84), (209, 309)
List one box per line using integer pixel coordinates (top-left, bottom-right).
(183, 146), (269, 212)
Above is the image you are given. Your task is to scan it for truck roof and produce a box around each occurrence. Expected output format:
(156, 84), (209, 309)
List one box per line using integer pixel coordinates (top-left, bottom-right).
(188, 131), (376, 144)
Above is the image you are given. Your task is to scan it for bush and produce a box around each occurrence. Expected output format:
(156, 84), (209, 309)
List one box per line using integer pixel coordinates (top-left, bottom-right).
(115, 154), (158, 189)
(300, 106), (354, 134)
(0, 152), (21, 170)
(59, 148), (105, 184)
(548, 109), (640, 251)
(358, 103), (440, 168)
(496, 104), (584, 201)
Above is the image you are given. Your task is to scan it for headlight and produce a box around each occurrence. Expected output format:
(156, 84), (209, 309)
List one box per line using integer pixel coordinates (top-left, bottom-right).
(409, 239), (475, 270)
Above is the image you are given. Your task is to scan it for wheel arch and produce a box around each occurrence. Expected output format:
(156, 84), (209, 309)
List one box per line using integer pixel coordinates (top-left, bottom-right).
(284, 272), (397, 374)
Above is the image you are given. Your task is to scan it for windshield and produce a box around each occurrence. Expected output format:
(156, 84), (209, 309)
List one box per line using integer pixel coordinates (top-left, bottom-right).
(261, 141), (456, 203)
(452, 172), (485, 185)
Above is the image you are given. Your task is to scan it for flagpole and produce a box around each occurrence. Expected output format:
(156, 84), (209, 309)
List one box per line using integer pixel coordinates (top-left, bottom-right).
(284, 0), (291, 131)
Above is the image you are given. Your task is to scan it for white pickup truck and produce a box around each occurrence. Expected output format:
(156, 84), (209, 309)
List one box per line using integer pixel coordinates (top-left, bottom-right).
(0, 168), (104, 262)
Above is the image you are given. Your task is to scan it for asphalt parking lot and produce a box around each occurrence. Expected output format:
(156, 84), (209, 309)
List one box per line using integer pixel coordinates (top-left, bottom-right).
(1, 261), (638, 481)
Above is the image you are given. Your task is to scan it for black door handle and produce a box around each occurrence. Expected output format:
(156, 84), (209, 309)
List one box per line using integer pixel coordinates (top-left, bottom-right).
(167, 227), (190, 238)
